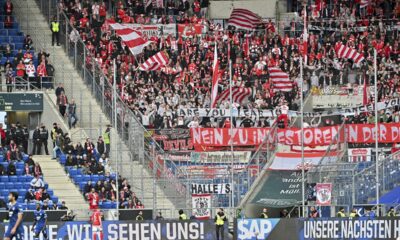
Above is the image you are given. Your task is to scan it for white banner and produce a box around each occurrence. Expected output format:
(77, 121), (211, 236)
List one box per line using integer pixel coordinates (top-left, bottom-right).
(191, 151), (251, 164)
(191, 183), (231, 194)
(192, 194), (211, 220)
(348, 148), (371, 162)
(126, 24), (176, 37)
(177, 98), (400, 118)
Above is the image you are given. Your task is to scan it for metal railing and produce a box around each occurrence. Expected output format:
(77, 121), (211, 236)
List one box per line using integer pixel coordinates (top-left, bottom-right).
(26, 0), (188, 210)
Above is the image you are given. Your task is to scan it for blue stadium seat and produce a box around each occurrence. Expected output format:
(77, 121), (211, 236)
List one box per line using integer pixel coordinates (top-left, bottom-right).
(14, 43), (23, 49)
(59, 155), (66, 165)
(0, 176), (8, 182)
(82, 175), (90, 182)
(14, 183), (22, 189)
(7, 29), (19, 36)
(0, 183), (4, 189)
(91, 175), (100, 183)
(25, 176), (34, 182)
(16, 162), (24, 169)
(9, 176), (17, 183)
(28, 203), (36, 210)
(0, 29), (6, 36)
(18, 189), (26, 197)
(22, 154), (28, 162)
(47, 189), (54, 196)
(0, 23), (4, 29)
(51, 196), (58, 203)
(79, 182), (86, 191)
(69, 168), (78, 177)
(16, 169), (23, 176)
(74, 175), (82, 183)
(102, 201), (111, 209)
(110, 202), (117, 208)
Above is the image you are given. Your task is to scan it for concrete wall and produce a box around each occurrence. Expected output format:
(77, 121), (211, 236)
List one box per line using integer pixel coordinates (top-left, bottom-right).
(209, 0), (277, 19)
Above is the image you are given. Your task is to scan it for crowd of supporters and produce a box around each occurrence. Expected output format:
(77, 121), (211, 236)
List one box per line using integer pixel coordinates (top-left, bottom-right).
(58, 0), (399, 130)
(1, 0), (55, 91)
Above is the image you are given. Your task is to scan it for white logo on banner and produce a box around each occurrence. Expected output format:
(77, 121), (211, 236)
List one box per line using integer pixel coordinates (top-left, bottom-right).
(192, 194), (211, 220)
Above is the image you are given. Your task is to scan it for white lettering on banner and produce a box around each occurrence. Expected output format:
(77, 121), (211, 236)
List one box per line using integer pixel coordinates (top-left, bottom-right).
(179, 97), (400, 118)
(237, 219), (273, 239)
(304, 219), (400, 239)
(67, 224), (91, 240)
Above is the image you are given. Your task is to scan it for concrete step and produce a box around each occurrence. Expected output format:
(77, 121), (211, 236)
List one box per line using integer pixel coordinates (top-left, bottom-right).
(13, 0), (179, 211)
(33, 155), (88, 219)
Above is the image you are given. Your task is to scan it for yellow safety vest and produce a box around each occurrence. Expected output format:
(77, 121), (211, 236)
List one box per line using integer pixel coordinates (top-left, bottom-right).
(52, 128), (57, 140)
(388, 211), (396, 217)
(51, 22), (59, 32)
(261, 213), (268, 218)
(179, 213), (187, 220)
(136, 215), (144, 221)
(349, 213), (357, 218)
(103, 131), (110, 144)
(337, 212), (346, 217)
(216, 215), (224, 225)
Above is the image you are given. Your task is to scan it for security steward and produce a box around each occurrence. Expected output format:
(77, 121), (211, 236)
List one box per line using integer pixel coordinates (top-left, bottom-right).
(31, 126), (41, 155)
(387, 207), (397, 217)
(136, 211), (144, 221)
(51, 16), (60, 46)
(349, 208), (360, 218)
(178, 209), (187, 220)
(39, 124), (49, 155)
(215, 208), (227, 240)
(260, 208), (268, 218)
(337, 208), (346, 217)
(103, 125), (111, 157)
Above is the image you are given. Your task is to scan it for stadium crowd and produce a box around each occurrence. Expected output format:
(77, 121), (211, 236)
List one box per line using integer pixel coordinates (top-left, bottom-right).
(59, 0), (399, 131)
(1, 1), (55, 91)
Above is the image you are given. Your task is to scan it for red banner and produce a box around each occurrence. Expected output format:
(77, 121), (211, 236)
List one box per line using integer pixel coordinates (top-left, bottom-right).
(178, 24), (202, 38)
(191, 126), (342, 148)
(190, 124), (400, 150)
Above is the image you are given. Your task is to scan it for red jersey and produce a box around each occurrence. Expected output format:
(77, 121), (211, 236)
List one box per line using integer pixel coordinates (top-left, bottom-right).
(91, 211), (102, 226)
(88, 192), (99, 209)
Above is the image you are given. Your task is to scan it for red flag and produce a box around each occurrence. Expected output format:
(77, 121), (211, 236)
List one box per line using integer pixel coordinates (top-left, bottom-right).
(210, 44), (220, 108)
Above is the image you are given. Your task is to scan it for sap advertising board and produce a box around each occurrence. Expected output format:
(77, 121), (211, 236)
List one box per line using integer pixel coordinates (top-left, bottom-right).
(236, 218), (400, 240)
(0, 220), (231, 240)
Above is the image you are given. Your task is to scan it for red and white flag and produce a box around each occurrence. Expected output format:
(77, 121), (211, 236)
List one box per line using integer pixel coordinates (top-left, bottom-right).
(269, 67), (293, 92)
(360, 0), (369, 8)
(110, 23), (151, 55)
(210, 44), (220, 108)
(139, 51), (169, 71)
(335, 43), (365, 64)
(302, 8), (308, 64)
(215, 86), (252, 105)
(227, 8), (263, 31)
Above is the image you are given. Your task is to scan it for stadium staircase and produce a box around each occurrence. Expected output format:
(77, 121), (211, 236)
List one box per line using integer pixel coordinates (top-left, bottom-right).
(11, 0), (177, 213)
(33, 155), (87, 216)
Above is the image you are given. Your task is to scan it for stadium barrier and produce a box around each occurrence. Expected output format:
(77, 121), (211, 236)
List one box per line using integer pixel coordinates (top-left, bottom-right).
(0, 219), (231, 240)
(236, 217), (400, 240)
(0, 210), (67, 222)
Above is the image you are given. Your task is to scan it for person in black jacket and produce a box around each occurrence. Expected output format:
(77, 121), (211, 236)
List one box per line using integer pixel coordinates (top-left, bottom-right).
(96, 136), (105, 156)
(31, 126), (41, 155)
(7, 162), (16, 175)
(39, 124), (49, 155)
(0, 164), (5, 175)
(22, 125), (29, 153)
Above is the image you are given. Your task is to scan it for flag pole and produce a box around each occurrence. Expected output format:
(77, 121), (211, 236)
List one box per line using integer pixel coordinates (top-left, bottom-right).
(229, 59), (235, 209)
(113, 58), (120, 220)
(374, 49), (379, 216)
(300, 55), (305, 218)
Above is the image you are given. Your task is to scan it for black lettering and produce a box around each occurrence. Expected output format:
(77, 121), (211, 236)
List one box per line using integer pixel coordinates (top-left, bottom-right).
(204, 108), (211, 117)
(225, 184), (231, 194)
(213, 184), (218, 194)
(191, 184), (198, 194)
